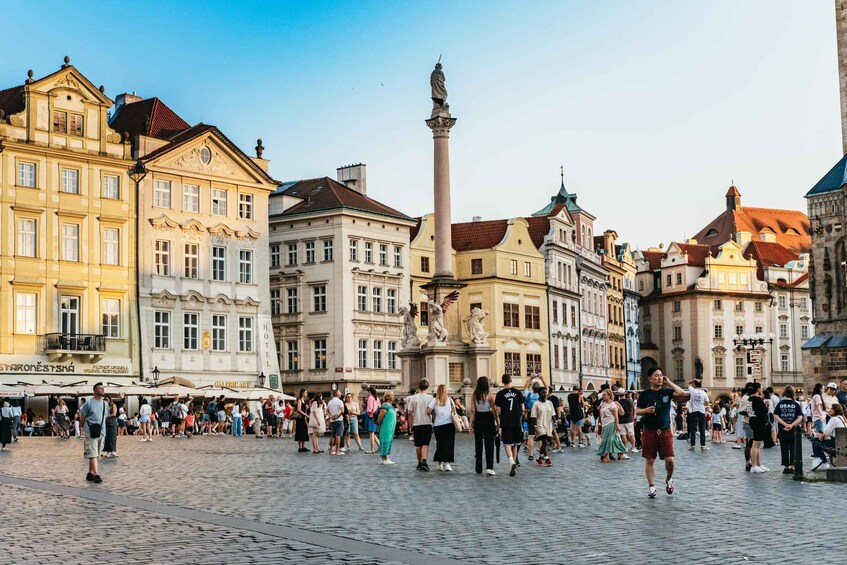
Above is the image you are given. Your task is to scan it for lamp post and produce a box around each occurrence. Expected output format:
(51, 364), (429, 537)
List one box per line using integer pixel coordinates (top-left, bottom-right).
(151, 366), (160, 386)
(129, 159), (148, 388)
(258, 372), (265, 388)
(732, 333), (775, 383)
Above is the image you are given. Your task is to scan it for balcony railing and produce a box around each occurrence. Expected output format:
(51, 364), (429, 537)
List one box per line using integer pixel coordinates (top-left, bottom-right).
(39, 333), (107, 353)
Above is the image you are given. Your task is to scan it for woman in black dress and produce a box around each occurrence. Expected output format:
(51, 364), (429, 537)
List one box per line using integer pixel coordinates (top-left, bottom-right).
(0, 400), (13, 450)
(294, 388), (310, 452)
(748, 382), (769, 473)
(103, 397), (119, 458)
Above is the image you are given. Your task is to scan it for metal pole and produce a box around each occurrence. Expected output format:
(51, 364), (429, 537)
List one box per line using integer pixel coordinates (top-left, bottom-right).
(793, 425), (803, 480)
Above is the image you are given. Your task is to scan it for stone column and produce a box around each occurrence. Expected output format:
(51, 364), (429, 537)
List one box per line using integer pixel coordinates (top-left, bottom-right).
(426, 115), (457, 280)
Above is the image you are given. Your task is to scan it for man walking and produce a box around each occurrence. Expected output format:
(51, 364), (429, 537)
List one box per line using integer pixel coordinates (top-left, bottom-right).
(617, 390), (637, 452)
(531, 387), (555, 467)
(168, 396), (183, 438)
(327, 389), (345, 456)
(79, 382), (108, 483)
(636, 368), (686, 498)
(567, 386), (586, 448)
(10, 400), (21, 443)
(407, 379), (434, 471)
(494, 373), (525, 476)
(687, 379), (709, 451)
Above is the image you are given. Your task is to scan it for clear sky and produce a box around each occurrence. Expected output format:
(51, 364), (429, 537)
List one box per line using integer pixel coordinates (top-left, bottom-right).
(1, 1), (841, 248)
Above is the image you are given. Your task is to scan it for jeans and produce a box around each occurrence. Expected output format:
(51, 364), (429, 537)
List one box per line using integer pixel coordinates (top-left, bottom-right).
(474, 412), (496, 473)
(232, 417), (243, 436)
(689, 412), (706, 446)
(812, 420), (826, 460)
(11, 416), (20, 439)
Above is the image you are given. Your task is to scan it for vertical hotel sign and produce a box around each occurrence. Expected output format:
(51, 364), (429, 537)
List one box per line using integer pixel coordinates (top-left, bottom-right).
(257, 313), (280, 388)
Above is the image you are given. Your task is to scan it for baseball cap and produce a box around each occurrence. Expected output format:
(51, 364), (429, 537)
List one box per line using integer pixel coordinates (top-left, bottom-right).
(614, 389), (626, 396)
(827, 382), (837, 389)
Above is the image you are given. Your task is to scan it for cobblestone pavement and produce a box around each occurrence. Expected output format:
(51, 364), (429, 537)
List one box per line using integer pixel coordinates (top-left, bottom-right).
(0, 433), (844, 564)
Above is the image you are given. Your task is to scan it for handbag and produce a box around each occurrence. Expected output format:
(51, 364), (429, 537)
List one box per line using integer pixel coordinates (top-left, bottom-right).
(88, 402), (106, 439)
(450, 400), (463, 430)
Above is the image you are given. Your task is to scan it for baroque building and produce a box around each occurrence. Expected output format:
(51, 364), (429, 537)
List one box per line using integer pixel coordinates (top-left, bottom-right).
(110, 93), (280, 388)
(269, 166), (414, 396)
(0, 60), (139, 385)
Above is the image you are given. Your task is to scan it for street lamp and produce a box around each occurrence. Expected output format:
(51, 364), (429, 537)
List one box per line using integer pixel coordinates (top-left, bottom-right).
(258, 372), (265, 388)
(732, 333), (775, 383)
(151, 366), (160, 386)
(128, 159), (148, 185)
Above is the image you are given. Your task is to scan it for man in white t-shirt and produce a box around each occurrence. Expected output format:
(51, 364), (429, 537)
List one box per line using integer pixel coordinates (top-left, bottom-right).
(327, 390), (345, 456)
(687, 380), (709, 451)
(407, 379), (434, 472)
(254, 398), (265, 437)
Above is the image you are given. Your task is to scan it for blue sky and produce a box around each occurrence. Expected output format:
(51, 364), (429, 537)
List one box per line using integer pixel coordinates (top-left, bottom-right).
(1, 1), (841, 247)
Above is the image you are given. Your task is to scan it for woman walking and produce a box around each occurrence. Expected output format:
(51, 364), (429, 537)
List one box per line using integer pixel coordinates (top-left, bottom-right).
(595, 389), (627, 462)
(364, 386), (381, 454)
(103, 396), (119, 458)
(55, 398), (71, 439)
(0, 400), (13, 451)
(294, 389), (310, 452)
(231, 401), (243, 437)
(138, 398), (153, 442)
(345, 393), (364, 451)
(377, 391), (397, 464)
(308, 393), (326, 453)
(427, 384), (457, 471)
(469, 376), (498, 476)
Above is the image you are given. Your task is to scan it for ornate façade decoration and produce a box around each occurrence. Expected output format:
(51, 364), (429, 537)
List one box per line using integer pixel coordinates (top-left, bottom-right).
(176, 146), (237, 177)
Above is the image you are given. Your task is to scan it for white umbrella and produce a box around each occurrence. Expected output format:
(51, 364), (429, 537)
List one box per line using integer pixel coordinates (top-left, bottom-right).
(0, 384), (31, 398)
(229, 388), (295, 401)
(197, 386), (237, 399)
(146, 384), (201, 398)
(24, 383), (73, 396)
(104, 385), (160, 397)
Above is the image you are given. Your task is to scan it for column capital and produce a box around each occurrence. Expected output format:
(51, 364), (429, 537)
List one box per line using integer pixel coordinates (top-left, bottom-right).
(425, 115), (457, 136)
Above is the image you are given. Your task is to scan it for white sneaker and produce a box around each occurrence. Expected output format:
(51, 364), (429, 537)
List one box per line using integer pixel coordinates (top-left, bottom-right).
(620, 454), (631, 460)
(578, 443), (585, 448)
(444, 463), (453, 472)
(381, 459), (396, 465)
(485, 469), (496, 476)
(751, 466), (766, 473)
(819, 462), (832, 471)
(758, 465), (769, 472)
(437, 462), (444, 471)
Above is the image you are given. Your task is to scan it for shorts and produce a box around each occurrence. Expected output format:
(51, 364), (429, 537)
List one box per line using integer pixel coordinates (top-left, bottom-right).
(569, 419), (583, 430)
(751, 425), (766, 442)
(117, 420), (126, 428)
(712, 423), (722, 431)
(620, 422), (634, 436)
(202, 414), (210, 422)
(209, 413), (218, 423)
(348, 417), (359, 435)
(535, 434), (549, 442)
(641, 428), (674, 460)
(501, 425), (523, 446)
(172, 418), (182, 428)
(814, 420), (824, 433)
(161, 422), (170, 429)
(413, 425), (433, 447)
(742, 422), (753, 438)
(217, 411), (226, 422)
(139, 415), (150, 424)
(527, 417), (537, 432)
(331, 420), (343, 437)
(84, 435), (105, 459)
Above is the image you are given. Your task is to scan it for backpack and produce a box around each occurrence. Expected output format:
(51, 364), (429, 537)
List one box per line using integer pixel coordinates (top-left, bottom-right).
(169, 402), (182, 419)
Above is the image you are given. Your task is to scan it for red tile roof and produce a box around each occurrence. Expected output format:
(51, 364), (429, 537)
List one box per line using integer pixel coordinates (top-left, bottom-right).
(744, 240), (801, 280)
(675, 243), (713, 267)
(276, 177), (411, 220)
(525, 215), (552, 249)
(451, 219), (508, 252)
(0, 85), (24, 117)
(109, 97), (190, 140)
(692, 207), (810, 255)
(641, 250), (665, 271)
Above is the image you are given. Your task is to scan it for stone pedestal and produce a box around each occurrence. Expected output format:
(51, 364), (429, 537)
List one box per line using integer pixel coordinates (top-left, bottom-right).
(398, 347), (423, 391)
(467, 343), (496, 385)
(422, 343), (452, 389)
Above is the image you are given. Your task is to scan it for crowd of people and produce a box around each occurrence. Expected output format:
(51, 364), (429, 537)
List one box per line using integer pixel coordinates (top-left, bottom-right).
(1, 373), (846, 493)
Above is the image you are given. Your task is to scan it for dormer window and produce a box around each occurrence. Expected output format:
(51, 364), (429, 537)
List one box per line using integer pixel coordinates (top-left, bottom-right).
(705, 228), (719, 238)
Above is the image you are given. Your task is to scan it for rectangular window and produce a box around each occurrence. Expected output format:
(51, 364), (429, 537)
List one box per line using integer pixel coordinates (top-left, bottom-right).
(313, 286), (326, 312)
(504, 352), (521, 376)
(781, 354), (789, 372)
(779, 323), (788, 339)
(101, 299), (120, 338)
(239, 250), (253, 284)
(357, 286), (368, 311)
(713, 300), (722, 310)
(676, 272), (682, 285)
(323, 239), (333, 262)
(736, 325), (744, 337)
(212, 189), (227, 215)
(387, 289), (397, 314)
(504, 303), (519, 328)
(420, 256), (429, 273)
(18, 162), (36, 188)
(672, 300), (681, 313)
(287, 243), (298, 266)
(735, 357), (744, 379)
(17, 218), (36, 257)
(238, 193), (253, 220)
(420, 301), (429, 326)
(525, 305), (540, 330)
(510, 260), (518, 276)
(378, 244), (387, 266)
(778, 295), (787, 309)
(287, 341), (299, 370)
(552, 301), (558, 324)
(103, 175), (120, 199)
(373, 340), (383, 369)
(471, 258), (483, 275)
(571, 306), (576, 326)
(735, 301), (744, 312)
(61, 169), (79, 194)
(394, 246), (402, 268)
(553, 344), (560, 369)
(715, 356), (724, 379)
(154, 240), (171, 276)
(666, 274), (673, 287)
(305, 241), (315, 263)
(270, 289), (280, 315)
(365, 242), (373, 264)
(572, 347), (577, 371)
(183, 185), (200, 212)
(801, 325), (809, 339)
(212, 315), (227, 351)
(388, 341), (397, 370)
(799, 298), (807, 310)
(674, 358), (684, 381)
(349, 239), (358, 262)
(239, 317), (254, 352)
(287, 288), (298, 313)
(184, 243), (199, 279)
(755, 325), (763, 334)
(53, 111), (67, 133)
(314, 339), (327, 369)
(673, 326), (682, 340)
(270, 245), (280, 268)
(372, 287), (382, 313)
(714, 324), (723, 339)
(70, 114), (84, 136)
(183, 313), (199, 350)
(755, 302), (763, 312)
(154, 311), (170, 349)
(212, 246), (226, 281)
(61, 223), (79, 261)
(154, 180), (172, 208)
(15, 293), (37, 335)
(358, 339), (368, 368)
(524, 262), (532, 277)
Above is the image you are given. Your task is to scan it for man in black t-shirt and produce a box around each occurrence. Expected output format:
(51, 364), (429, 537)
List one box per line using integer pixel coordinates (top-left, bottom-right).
(548, 393), (563, 452)
(494, 373), (525, 477)
(567, 386), (585, 448)
(636, 367), (686, 499)
(617, 390), (636, 452)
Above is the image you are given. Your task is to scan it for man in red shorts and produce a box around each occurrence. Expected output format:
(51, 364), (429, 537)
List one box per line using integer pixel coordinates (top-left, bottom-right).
(636, 367), (687, 498)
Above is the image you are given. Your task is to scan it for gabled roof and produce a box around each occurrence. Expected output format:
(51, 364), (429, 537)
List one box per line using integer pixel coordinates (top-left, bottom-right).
(806, 154), (847, 197)
(451, 219), (508, 252)
(674, 243), (712, 267)
(525, 215), (552, 249)
(641, 250), (664, 271)
(109, 97), (190, 140)
(743, 240), (800, 281)
(0, 85), (24, 117)
(274, 177), (411, 221)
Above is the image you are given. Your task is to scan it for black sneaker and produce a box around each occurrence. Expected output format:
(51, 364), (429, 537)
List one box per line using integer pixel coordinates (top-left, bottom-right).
(93, 475), (103, 484)
(416, 462), (423, 471)
(745, 463), (752, 472)
(782, 468), (792, 474)
(421, 461), (430, 472)
(528, 455), (534, 461)
(510, 463), (517, 477)
(86, 473), (95, 482)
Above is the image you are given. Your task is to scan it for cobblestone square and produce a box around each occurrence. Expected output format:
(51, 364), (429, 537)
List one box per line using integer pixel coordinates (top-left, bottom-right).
(0, 433), (843, 564)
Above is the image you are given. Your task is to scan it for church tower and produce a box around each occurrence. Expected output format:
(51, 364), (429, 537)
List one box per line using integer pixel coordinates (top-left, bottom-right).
(837, 0), (847, 153)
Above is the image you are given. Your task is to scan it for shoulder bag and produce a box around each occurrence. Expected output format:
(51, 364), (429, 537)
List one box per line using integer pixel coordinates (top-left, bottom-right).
(88, 402), (106, 439)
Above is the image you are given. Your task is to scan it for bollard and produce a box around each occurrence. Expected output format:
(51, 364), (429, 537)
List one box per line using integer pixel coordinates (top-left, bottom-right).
(793, 425), (804, 480)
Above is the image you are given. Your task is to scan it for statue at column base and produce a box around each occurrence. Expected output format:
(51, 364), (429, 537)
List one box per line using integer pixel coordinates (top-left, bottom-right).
(465, 307), (489, 345)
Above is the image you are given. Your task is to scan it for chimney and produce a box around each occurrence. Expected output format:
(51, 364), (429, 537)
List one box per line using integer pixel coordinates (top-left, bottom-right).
(759, 232), (777, 243)
(112, 92), (144, 122)
(725, 184), (741, 211)
(472, 216), (482, 222)
(735, 231), (752, 245)
(336, 163), (367, 196)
